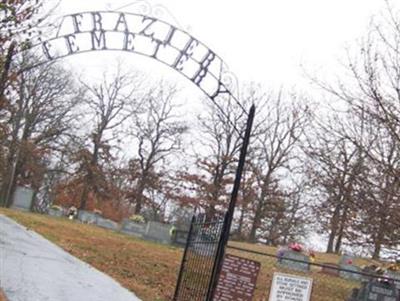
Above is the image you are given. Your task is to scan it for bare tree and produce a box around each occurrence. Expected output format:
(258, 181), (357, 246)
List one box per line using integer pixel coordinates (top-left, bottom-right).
(174, 86), (256, 219)
(347, 116), (400, 258)
(303, 114), (367, 253)
(306, 3), (400, 257)
(0, 0), (45, 103)
(126, 82), (187, 216)
(0, 54), (81, 207)
(248, 90), (310, 243)
(72, 68), (140, 210)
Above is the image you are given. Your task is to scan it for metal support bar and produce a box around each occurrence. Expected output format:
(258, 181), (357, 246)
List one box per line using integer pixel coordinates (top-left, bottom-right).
(173, 215), (195, 301)
(206, 104), (256, 300)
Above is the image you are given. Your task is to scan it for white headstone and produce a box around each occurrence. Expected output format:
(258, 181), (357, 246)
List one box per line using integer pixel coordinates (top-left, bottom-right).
(11, 186), (34, 211)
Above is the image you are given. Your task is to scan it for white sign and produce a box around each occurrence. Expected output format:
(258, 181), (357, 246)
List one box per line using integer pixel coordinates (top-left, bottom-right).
(268, 272), (313, 301)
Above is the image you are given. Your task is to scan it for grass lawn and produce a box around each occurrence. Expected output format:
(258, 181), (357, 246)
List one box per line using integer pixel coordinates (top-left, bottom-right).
(0, 289), (7, 301)
(0, 209), (381, 301)
(1, 209), (181, 301)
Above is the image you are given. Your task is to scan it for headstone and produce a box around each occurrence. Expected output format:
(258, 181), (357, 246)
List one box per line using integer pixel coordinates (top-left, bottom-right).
(11, 186), (34, 211)
(214, 254), (260, 301)
(384, 271), (400, 292)
(120, 219), (146, 237)
(321, 263), (340, 277)
(268, 272), (313, 301)
(48, 208), (64, 217)
(340, 264), (362, 281)
(77, 210), (98, 224)
(347, 280), (399, 301)
(360, 265), (382, 283)
(96, 217), (119, 231)
(340, 254), (355, 265)
(278, 250), (310, 272)
(144, 221), (173, 244)
(172, 229), (189, 247)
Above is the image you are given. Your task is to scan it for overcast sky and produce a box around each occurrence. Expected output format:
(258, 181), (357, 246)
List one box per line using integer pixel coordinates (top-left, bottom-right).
(51, 0), (397, 90)
(48, 1), (397, 250)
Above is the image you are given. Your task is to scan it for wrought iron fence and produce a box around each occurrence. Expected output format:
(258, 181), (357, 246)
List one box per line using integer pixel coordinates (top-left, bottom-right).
(173, 214), (225, 301)
(226, 244), (400, 301)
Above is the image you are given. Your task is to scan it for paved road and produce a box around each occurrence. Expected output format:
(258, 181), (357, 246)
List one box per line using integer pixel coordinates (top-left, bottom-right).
(0, 215), (141, 301)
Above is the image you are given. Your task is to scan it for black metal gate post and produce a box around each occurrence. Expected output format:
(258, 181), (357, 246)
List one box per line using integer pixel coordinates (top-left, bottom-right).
(173, 216), (195, 301)
(173, 214), (225, 300)
(206, 104), (256, 300)
(173, 105), (256, 301)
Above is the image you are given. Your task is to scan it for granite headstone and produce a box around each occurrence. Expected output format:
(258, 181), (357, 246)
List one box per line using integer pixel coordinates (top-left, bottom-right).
(321, 263), (340, 277)
(144, 221), (173, 244)
(278, 250), (310, 272)
(77, 210), (98, 224)
(347, 280), (399, 301)
(120, 219), (146, 237)
(11, 186), (34, 211)
(340, 264), (362, 281)
(48, 208), (64, 217)
(96, 216), (119, 231)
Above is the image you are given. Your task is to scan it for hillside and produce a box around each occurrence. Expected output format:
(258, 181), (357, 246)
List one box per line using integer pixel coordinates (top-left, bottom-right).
(0, 209), (383, 301)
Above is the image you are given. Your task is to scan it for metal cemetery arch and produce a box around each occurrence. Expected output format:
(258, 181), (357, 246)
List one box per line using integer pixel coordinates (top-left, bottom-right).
(25, 10), (255, 301)
(28, 11), (241, 110)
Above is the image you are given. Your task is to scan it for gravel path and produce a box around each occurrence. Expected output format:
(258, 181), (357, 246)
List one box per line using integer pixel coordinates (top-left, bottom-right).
(0, 215), (141, 301)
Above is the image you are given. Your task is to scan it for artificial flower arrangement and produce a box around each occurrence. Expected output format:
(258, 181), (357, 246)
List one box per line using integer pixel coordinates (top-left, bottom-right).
(387, 259), (400, 272)
(50, 204), (63, 211)
(67, 206), (78, 219)
(277, 242), (316, 263)
(129, 214), (146, 224)
(93, 208), (103, 215)
(289, 242), (303, 252)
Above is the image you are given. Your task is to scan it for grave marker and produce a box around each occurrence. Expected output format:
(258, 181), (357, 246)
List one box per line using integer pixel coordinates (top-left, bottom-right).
(96, 216), (119, 231)
(144, 221), (173, 244)
(347, 280), (399, 301)
(320, 263), (340, 277)
(384, 271), (400, 291)
(120, 219), (146, 237)
(77, 210), (98, 224)
(11, 186), (34, 211)
(278, 250), (310, 272)
(48, 207), (64, 217)
(340, 254), (355, 265)
(340, 264), (362, 281)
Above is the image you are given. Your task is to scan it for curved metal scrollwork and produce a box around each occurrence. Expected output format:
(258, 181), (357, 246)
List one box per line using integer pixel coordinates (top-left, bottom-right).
(24, 10), (243, 110)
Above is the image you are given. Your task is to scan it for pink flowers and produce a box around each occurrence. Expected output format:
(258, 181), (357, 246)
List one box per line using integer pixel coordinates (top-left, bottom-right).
(289, 242), (303, 252)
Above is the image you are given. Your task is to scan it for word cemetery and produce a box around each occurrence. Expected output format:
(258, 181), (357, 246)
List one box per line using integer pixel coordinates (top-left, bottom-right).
(28, 11), (235, 103)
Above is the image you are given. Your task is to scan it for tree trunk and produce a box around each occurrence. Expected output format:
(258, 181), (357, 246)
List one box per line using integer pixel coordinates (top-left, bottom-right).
(249, 184), (268, 242)
(326, 204), (341, 253)
(326, 228), (336, 253)
(205, 205), (216, 220)
(134, 178), (146, 214)
(79, 181), (90, 210)
(372, 242), (381, 260)
(134, 198), (142, 214)
(372, 216), (386, 260)
(237, 205), (245, 237)
(249, 205), (262, 242)
(334, 232), (343, 254)
(0, 41), (16, 106)
(3, 151), (23, 208)
(334, 205), (348, 253)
